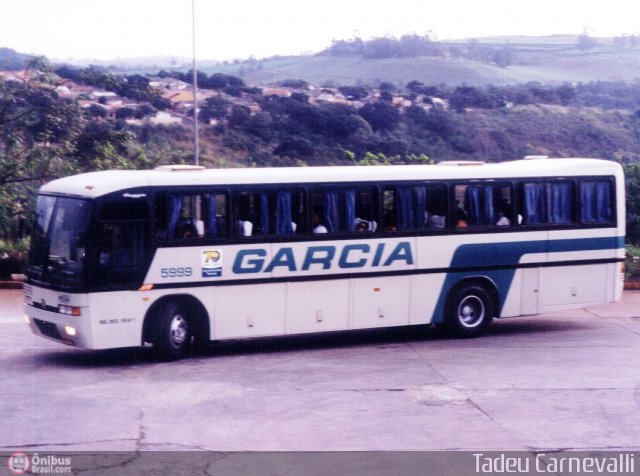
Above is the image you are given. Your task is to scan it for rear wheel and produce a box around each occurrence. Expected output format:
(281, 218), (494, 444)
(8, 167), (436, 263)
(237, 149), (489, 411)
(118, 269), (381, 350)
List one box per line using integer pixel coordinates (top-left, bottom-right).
(152, 301), (193, 360)
(445, 284), (493, 338)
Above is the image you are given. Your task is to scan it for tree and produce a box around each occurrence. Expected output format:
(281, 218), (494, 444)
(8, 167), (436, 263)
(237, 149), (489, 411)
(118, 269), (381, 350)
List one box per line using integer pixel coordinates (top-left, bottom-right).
(625, 163), (640, 245)
(338, 86), (369, 101)
(577, 33), (598, 51)
(359, 102), (401, 132)
(0, 58), (84, 238)
(198, 95), (231, 123)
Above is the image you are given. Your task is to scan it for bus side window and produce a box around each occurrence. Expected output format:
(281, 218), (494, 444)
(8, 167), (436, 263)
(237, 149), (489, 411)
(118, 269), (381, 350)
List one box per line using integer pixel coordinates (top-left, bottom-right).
(520, 181), (574, 225)
(580, 180), (613, 223)
(382, 186), (428, 232)
(454, 183), (513, 227)
(236, 190), (302, 237)
(156, 194), (201, 240)
(96, 200), (150, 285)
(157, 193), (228, 241)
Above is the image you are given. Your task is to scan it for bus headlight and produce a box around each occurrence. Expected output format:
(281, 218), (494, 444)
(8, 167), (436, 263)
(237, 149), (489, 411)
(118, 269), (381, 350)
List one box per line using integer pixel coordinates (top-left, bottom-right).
(59, 305), (82, 316)
(64, 326), (77, 337)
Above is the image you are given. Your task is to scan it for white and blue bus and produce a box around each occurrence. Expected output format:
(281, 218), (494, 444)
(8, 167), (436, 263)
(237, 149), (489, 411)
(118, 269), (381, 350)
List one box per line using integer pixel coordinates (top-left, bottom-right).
(25, 157), (625, 359)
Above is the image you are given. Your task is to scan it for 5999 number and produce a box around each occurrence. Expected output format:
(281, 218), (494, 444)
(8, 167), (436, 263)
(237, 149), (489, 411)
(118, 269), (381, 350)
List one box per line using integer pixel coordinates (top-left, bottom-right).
(160, 267), (193, 278)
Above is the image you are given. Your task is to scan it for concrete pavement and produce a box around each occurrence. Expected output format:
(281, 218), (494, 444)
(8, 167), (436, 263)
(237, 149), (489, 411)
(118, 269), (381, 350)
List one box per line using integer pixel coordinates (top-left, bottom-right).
(0, 289), (639, 452)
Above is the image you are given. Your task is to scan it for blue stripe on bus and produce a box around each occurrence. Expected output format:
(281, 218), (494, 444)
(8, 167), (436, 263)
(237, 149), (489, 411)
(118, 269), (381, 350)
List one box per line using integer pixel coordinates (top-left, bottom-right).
(431, 236), (624, 323)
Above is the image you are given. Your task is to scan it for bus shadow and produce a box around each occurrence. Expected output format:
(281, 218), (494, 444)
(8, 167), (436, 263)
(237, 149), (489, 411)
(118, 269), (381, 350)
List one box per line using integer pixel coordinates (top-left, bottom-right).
(30, 316), (593, 368)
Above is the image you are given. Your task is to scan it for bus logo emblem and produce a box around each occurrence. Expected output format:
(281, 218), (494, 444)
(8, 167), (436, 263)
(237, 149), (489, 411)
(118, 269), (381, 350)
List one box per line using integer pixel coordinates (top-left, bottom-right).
(202, 250), (223, 278)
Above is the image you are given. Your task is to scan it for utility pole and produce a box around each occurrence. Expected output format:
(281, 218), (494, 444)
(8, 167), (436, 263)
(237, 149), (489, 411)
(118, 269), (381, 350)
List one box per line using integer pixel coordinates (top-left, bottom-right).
(192, 0), (199, 166)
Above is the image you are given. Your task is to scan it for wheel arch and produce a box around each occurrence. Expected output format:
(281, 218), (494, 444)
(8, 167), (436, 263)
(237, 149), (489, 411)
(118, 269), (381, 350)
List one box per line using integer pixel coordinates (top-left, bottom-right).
(142, 294), (210, 346)
(446, 275), (500, 318)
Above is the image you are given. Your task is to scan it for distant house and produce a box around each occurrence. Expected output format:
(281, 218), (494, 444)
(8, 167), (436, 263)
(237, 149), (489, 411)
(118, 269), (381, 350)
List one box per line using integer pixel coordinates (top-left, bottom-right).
(150, 111), (183, 125)
(90, 91), (124, 108)
(261, 87), (290, 97)
(163, 90), (195, 104)
(0, 70), (27, 83)
(392, 96), (412, 108)
(431, 97), (447, 108)
(150, 78), (190, 92)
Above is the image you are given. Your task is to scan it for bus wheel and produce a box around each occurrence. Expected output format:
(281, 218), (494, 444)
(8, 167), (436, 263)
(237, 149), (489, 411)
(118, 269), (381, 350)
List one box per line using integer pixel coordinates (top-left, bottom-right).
(152, 301), (192, 361)
(445, 284), (493, 338)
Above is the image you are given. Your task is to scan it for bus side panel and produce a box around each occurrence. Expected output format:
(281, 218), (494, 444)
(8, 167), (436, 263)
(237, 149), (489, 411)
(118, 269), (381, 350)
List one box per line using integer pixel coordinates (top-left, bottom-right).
(88, 291), (147, 349)
(213, 283), (286, 339)
(285, 280), (349, 334)
(539, 264), (610, 313)
(350, 276), (410, 329)
(538, 228), (623, 313)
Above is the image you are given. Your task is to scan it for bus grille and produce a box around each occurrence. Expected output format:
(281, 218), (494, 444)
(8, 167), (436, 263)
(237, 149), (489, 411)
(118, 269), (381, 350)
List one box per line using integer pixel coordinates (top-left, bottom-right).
(33, 318), (62, 340)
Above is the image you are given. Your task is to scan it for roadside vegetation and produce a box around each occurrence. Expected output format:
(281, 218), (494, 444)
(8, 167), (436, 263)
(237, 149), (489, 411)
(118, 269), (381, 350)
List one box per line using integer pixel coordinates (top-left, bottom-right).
(3, 42), (640, 278)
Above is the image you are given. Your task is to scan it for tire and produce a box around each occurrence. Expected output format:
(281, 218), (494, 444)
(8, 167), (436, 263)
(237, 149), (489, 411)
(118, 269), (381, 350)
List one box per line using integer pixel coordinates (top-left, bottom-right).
(152, 301), (193, 361)
(445, 284), (493, 338)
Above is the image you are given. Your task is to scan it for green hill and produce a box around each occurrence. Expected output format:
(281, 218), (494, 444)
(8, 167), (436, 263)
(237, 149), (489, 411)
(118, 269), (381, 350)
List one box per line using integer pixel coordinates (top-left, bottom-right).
(189, 35), (640, 87)
(229, 49), (640, 86)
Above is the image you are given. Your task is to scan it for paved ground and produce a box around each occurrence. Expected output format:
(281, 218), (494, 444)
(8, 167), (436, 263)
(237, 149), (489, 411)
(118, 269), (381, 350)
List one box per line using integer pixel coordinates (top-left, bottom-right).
(1, 289), (639, 453)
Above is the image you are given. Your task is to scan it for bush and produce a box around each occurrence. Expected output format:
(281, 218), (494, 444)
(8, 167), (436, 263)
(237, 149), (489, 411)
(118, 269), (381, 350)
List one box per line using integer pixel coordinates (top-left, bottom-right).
(0, 238), (29, 279)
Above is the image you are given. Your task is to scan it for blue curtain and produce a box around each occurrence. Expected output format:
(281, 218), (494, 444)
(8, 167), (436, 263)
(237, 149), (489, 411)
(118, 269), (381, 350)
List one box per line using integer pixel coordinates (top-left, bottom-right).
(276, 191), (293, 235)
(344, 190), (356, 231)
(547, 182), (573, 224)
(413, 186), (426, 228)
(581, 181), (612, 223)
(523, 183), (546, 224)
(596, 182), (612, 222)
(260, 192), (270, 235)
(396, 187), (414, 229)
(483, 186), (495, 225)
(206, 194), (218, 237)
(167, 195), (183, 239)
(464, 186), (482, 226)
(323, 191), (339, 232)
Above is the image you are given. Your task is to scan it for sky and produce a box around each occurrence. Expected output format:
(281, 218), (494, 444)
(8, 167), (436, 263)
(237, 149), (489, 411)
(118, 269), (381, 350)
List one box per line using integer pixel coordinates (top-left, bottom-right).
(2, 0), (640, 62)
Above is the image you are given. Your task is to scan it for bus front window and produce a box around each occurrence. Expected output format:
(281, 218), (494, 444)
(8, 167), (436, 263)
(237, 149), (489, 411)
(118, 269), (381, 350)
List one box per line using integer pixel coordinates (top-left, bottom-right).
(27, 196), (93, 289)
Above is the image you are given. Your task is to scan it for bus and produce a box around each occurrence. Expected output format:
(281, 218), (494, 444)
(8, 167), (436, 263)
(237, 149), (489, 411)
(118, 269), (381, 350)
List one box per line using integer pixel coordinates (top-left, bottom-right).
(24, 157), (625, 360)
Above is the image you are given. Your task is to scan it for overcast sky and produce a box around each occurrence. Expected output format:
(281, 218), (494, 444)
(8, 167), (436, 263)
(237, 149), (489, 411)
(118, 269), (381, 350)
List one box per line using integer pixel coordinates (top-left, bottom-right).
(2, 0), (639, 61)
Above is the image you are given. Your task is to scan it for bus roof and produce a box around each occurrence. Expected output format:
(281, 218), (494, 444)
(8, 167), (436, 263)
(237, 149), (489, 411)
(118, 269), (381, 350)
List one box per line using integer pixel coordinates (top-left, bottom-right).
(39, 158), (622, 198)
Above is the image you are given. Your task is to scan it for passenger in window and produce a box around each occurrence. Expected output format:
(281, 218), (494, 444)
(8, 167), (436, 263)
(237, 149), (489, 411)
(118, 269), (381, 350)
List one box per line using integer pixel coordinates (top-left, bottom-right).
(426, 196), (447, 228)
(454, 202), (468, 227)
(99, 224), (130, 265)
(495, 199), (511, 226)
(238, 220), (253, 237)
(237, 201), (254, 237)
(495, 214), (510, 226)
(193, 219), (204, 237)
(180, 223), (196, 239)
(495, 198), (512, 226)
(355, 217), (377, 232)
(384, 213), (398, 232)
(426, 211), (446, 229)
(312, 213), (328, 234)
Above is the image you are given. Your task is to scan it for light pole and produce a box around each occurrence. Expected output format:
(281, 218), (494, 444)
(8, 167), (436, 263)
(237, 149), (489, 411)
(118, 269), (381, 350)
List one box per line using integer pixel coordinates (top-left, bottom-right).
(192, 0), (199, 166)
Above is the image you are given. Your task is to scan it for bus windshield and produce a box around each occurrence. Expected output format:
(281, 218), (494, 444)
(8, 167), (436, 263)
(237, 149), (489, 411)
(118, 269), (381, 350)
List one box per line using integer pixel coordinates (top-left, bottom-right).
(28, 195), (93, 290)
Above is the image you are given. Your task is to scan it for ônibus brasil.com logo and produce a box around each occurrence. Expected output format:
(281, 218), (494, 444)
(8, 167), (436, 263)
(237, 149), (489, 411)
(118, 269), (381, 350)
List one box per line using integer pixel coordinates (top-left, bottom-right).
(8, 452), (72, 474)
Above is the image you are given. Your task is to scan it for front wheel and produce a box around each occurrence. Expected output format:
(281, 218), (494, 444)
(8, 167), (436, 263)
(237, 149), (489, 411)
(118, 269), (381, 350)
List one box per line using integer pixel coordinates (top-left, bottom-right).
(445, 284), (493, 338)
(152, 301), (193, 361)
